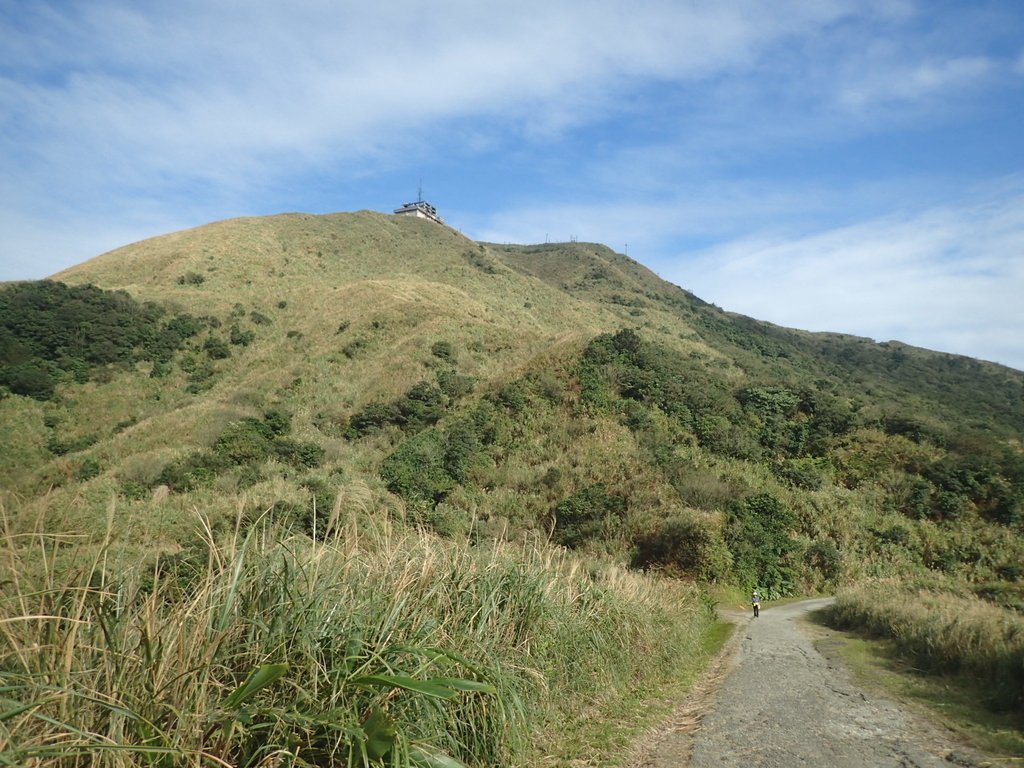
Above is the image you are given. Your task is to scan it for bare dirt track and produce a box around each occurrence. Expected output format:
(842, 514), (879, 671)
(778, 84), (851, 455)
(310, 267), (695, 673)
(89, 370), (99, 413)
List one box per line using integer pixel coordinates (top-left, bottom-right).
(630, 598), (996, 768)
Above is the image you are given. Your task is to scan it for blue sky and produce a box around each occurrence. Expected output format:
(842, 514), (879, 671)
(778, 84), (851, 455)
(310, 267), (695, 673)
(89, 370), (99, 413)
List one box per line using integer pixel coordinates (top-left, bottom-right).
(2, 1), (1023, 370)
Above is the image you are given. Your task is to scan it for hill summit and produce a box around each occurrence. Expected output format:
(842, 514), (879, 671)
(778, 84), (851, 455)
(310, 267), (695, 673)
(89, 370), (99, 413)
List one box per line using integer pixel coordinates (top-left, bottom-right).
(2, 209), (1022, 587)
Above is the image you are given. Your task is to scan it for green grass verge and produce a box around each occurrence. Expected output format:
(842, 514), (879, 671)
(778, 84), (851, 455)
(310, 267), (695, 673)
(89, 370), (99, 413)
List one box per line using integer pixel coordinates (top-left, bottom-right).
(553, 617), (734, 767)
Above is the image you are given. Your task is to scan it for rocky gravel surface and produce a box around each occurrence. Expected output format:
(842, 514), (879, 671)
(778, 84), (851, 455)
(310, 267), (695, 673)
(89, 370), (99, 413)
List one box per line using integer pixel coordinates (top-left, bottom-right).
(631, 598), (995, 768)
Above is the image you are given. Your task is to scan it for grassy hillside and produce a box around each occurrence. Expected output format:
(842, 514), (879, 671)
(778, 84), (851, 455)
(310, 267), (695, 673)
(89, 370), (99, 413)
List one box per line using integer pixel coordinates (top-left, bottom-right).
(2, 210), (1022, 764)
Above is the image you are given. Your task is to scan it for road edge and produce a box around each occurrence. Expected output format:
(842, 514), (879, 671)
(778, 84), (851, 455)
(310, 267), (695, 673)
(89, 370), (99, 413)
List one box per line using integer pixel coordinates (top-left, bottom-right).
(624, 606), (750, 768)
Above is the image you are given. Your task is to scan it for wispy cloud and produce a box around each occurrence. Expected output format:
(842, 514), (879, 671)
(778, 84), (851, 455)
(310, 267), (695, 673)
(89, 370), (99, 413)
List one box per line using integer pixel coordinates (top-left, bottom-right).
(671, 182), (1024, 370)
(0, 1), (884, 275)
(838, 56), (995, 110)
(1, 1), (908, 196)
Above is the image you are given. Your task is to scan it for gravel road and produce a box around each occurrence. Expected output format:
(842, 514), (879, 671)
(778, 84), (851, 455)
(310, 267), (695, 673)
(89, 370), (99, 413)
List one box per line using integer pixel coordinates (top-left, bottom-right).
(632, 598), (992, 768)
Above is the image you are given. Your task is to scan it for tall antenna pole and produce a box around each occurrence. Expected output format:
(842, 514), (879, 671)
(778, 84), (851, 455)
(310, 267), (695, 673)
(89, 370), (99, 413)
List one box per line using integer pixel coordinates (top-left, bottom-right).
(417, 179), (423, 203)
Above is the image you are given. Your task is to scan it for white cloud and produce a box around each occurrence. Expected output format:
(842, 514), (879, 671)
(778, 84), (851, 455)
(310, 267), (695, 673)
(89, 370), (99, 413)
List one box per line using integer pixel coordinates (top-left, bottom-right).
(0, 1), (875, 189)
(838, 55), (995, 110)
(670, 186), (1024, 370)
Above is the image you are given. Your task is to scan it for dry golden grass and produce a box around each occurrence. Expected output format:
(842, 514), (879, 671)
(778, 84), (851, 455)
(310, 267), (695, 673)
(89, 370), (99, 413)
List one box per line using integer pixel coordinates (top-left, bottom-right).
(0, 498), (717, 767)
(9, 212), (720, 559)
(829, 580), (1024, 713)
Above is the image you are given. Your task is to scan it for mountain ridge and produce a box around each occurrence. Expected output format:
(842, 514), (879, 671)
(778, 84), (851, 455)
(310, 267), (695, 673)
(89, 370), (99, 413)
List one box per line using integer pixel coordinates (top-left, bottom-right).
(2, 210), (1021, 580)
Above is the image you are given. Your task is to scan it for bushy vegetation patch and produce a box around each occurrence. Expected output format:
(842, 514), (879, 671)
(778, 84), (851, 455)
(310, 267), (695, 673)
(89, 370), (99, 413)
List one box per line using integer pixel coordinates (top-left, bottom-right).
(725, 493), (799, 596)
(577, 329), (861, 465)
(176, 271), (205, 285)
(365, 328), (1024, 600)
(347, 364), (476, 439)
(380, 401), (511, 516)
(575, 329), (1023, 589)
(157, 410), (325, 491)
(632, 510), (732, 582)
(229, 323), (256, 346)
(0, 281), (207, 400)
(552, 483), (626, 549)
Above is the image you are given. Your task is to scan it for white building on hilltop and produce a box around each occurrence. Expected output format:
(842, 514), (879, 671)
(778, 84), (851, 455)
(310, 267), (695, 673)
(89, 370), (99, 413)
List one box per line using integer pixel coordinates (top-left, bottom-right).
(393, 188), (444, 225)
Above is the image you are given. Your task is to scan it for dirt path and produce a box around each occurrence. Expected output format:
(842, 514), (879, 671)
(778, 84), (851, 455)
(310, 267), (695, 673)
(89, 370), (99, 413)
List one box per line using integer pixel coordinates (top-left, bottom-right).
(630, 598), (993, 768)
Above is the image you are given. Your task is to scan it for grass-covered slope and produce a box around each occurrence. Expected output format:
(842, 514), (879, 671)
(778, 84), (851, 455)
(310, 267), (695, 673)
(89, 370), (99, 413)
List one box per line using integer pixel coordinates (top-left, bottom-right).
(2, 210), (1023, 763)
(2, 210), (1021, 588)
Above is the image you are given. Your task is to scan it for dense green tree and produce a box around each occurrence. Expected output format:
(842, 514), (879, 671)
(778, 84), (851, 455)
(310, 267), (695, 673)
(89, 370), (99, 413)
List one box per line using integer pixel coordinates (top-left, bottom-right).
(0, 281), (204, 399)
(553, 484), (626, 549)
(725, 493), (799, 595)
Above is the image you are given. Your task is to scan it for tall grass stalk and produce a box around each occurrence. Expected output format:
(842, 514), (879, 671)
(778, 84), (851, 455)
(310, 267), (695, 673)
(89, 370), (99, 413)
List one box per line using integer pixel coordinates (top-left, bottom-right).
(1, 502), (711, 766)
(826, 580), (1024, 713)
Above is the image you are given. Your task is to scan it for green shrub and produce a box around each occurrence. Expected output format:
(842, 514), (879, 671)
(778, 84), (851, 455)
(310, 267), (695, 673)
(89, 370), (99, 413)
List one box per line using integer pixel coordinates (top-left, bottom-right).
(156, 411), (324, 490)
(75, 456), (102, 481)
(347, 401), (401, 437)
(430, 340), (455, 362)
(0, 281), (198, 398)
(185, 359), (216, 393)
(158, 451), (225, 491)
(118, 479), (150, 500)
(381, 430), (457, 506)
(436, 367), (474, 400)
(632, 511), (732, 581)
(349, 382), (450, 437)
(804, 540), (842, 582)
(772, 457), (828, 490)
(273, 439), (326, 469)
(552, 484), (626, 549)
(262, 409), (291, 436)
(725, 493), (798, 595)
(229, 324), (256, 346)
(396, 382), (448, 431)
(1, 364), (55, 400)
(203, 336), (231, 360)
(176, 271), (205, 285)
(46, 433), (98, 456)
(215, 418), (277, 465)
(149, 313), (204, 361)
(488, 381), (528, 413)
(541, 467), (562, 488)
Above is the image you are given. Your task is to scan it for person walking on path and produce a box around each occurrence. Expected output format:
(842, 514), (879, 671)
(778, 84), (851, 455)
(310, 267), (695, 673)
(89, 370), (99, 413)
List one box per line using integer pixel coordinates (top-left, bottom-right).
(751, 590), (761, 618)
